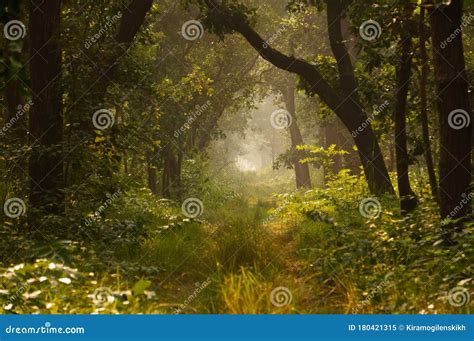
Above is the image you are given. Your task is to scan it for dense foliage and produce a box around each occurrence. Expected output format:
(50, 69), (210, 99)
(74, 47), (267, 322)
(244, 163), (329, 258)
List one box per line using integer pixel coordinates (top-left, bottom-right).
(0, 0), (472, 314)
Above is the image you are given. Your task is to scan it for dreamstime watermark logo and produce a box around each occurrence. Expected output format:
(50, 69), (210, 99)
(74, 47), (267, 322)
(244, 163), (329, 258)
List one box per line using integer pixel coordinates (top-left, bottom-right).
(85, 189), (122, 226)
(359, 197), (381, 219)
(351, 100), (389, 138)
(442, 192), (472, 226)
(3, 20), (26, 40)
(270, 286), (292, 307)
(359, 20), (381, 42)
(447, 287), (470, 307)
(5, 321), (85, 335)
(262, 190), (298, 226)
(352, 279), (390, 313)
(0, 100), (33, 136)
(270, 109), (292, 130)
(90, 287), (115, 306)
(262, 21), (290, 49)
(174, 101), (211, 138)
(181, 198), (204, 218)
(174, 278), (211, 314)
(181, 20), (204, 41)
(84, 12), (122, 49)
(92, 109), (115, 130)
(440, 13), (474, 49)
(448, 109), (470, 130)
(3, 198), (26, 218)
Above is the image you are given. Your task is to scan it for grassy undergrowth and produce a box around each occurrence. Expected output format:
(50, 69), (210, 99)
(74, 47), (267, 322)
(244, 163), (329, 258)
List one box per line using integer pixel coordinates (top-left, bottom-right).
(0, 172), (472, 314)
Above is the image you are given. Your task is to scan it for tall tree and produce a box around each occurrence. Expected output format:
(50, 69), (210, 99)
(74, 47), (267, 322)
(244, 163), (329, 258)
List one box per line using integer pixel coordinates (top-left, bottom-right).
(419, 5), (438, 200)
(429, 0), (472, 231)
(282, 80), (312, 188)
(393, 20), (417, 214)
(200, 0), (394, 195)
(28, 0), (64, 216)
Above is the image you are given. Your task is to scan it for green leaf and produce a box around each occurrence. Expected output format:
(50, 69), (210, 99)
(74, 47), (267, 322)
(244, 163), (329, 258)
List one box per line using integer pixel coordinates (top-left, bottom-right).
(464, 0), (474, 7)
(132, 279), (151, 296)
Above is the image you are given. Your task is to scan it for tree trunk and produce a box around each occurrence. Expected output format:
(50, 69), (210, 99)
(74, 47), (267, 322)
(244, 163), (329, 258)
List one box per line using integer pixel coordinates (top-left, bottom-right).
(146, 150), (158, 195)
(429, 0), (472, 232)
(2, 0), (28, 192)
(326, 0), (393, 195)
(419, 6), (438, 200)
(324, 121), (343, 175)
(394, 33), (417, 214)
(84, 0), (154, 108)
(28, 0), (64, 216)
(161, 151), (182, 199)
(283, 81), (312, 189)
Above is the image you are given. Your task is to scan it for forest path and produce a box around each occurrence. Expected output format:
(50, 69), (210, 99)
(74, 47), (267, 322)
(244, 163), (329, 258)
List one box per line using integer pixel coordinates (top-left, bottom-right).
(248, 197), (327, 313)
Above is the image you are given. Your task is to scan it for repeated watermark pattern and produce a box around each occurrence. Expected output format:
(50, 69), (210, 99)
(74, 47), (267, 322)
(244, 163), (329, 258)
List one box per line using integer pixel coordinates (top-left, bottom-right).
(0, 100), (33, 136)
(181, 198), (204, 218)
(84, 12), (122, 49)
(84, 189), (122, 226)
(174, 101), (211, 138)
(270, 286), (292, 307)
(174, 278), (211, 314)
(270, 109), (292, 130)
(262, 21), (290, 49)
(3, 198), (27, 219)
(90, 287), (115, 306)
(3, 20), (26, 40)
(359, 20), (382, 42)
(447, 286), (471, 307)
(352, 279), (390, 313)
(441, 192), (472, 226)
(181, 20), (204, 41)
(448, 109), (470, 130)
(351, 101), (389, 138)
(92, 109), (115, 130)
(3, 282), (30, 310)
(440, 13), (474, 49)
(358, 197), (382, 219)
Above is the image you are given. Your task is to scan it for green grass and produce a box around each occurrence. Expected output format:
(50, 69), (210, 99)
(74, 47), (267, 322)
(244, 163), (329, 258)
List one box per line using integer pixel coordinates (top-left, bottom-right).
(0, 172), (472, 314)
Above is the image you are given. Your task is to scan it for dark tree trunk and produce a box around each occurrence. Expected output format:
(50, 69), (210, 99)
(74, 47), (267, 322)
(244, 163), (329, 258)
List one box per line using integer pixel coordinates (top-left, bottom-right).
(283, 82), (312, 189)
(394, 33), (417, 214)
(161, 151), (182, 199)
(28, 0), (64, 216)
(84, 0), (154, 108)
(146, 150), (158, 195)
(429, 0), (472, 232)
(203, 0), (394, 196)
(326, 0), (393, 194)
(162, 160), (171, 198)
(388, 138), (396, 173)
(2, 0), (28, 191)
(419, 6), (438, 200)
(324, 121), (343, 175)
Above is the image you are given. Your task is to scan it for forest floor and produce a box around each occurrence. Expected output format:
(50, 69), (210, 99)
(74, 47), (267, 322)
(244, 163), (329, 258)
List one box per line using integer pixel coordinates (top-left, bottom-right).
(0, 173), (472, 314)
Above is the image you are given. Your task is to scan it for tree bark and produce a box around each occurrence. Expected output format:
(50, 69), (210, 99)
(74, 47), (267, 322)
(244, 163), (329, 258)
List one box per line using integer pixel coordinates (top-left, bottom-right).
(161, 151), (182, 199)
(419, 6), (438, 200)
(146, 149), (158, 195)
(202, 0), (394, 195)
(429, 0), (472, 232)
(283, 81), (312, 188)
(394, 33), (417, 214)
(28, 0), (64, 216)
(324, 121), (343, 175)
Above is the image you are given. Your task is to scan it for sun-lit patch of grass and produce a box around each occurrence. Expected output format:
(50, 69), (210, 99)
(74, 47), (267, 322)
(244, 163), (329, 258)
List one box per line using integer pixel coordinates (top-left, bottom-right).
(201, 267), (295, 314)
